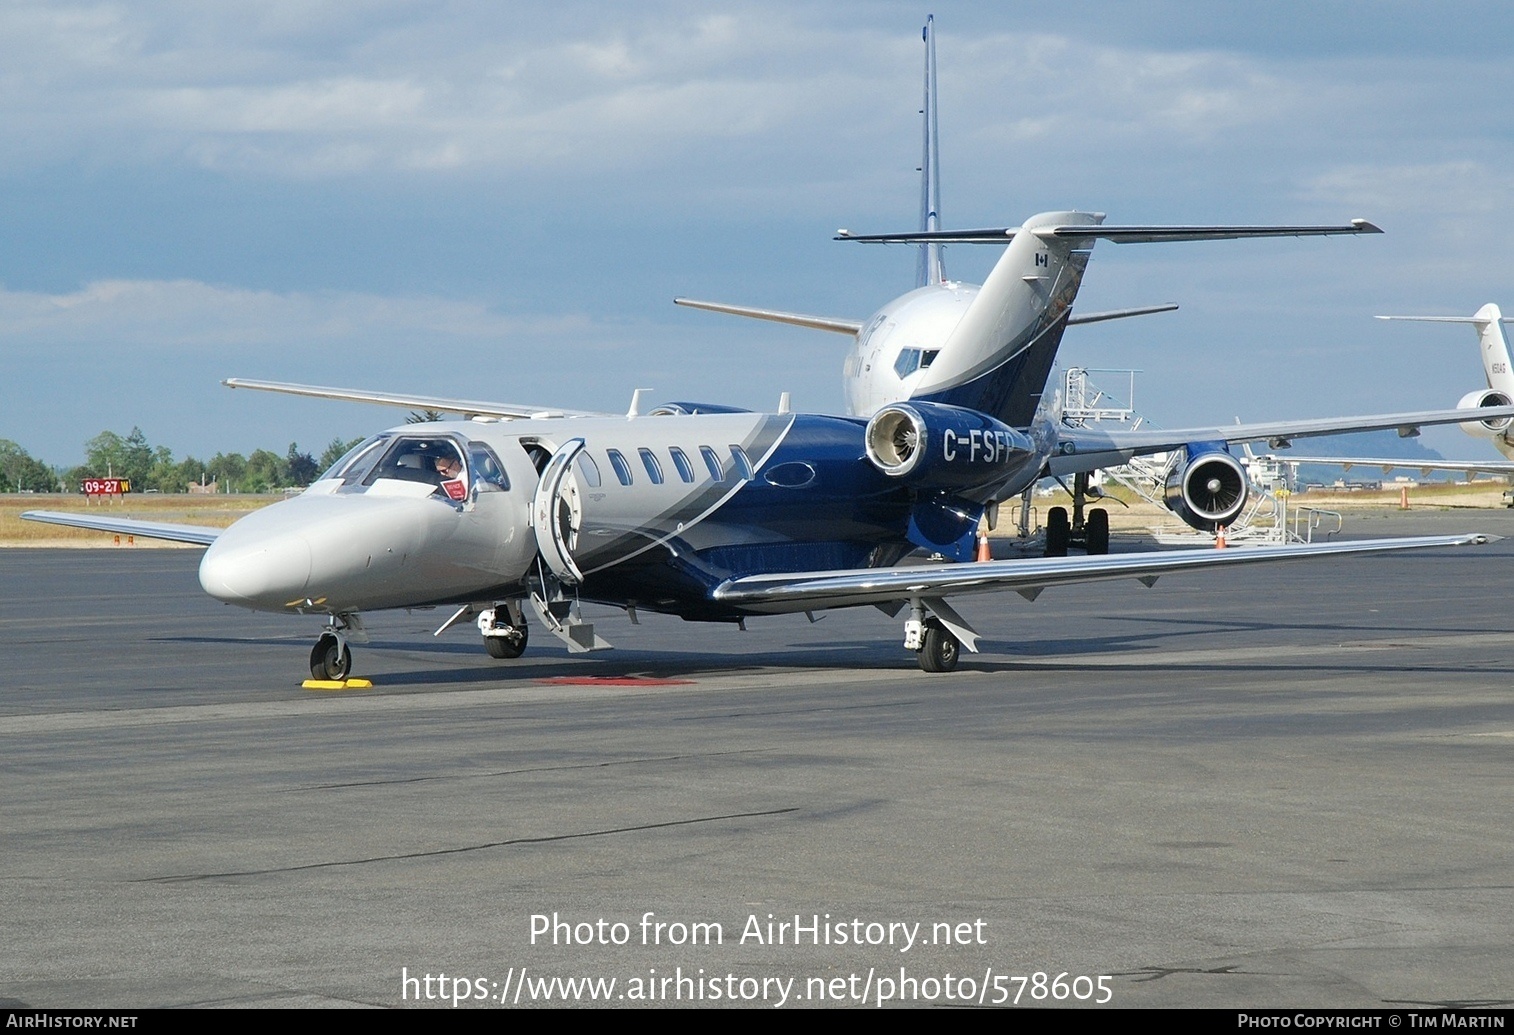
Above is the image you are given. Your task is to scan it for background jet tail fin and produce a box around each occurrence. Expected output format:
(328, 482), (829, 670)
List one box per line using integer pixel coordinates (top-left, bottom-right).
(1378, 304), (1514, 396)
(916, 14), (944, 288)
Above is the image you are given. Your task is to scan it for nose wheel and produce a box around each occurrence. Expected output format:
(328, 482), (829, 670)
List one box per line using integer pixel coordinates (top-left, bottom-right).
(310, 632), (353, 681)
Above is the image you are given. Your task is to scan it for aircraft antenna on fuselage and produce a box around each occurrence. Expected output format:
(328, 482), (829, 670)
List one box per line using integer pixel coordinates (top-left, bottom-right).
(916, 15), (944, 289)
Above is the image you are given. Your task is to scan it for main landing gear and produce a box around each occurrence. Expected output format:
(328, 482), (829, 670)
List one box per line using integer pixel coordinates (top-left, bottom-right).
(1045, 471), (1110, 557)
(917, 618), (960, 673)
(903, 601), (967, 673)
(478, 603), (529, 660)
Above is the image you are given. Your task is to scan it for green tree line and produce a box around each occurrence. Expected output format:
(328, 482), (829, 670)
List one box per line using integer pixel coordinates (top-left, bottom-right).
(0, 429), (365, 494)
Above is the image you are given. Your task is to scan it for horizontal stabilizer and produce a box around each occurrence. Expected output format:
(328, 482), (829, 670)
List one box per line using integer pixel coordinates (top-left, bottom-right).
(1067, 303), (1179, 326)
(837, 219), (1381, 245)
(221, 379), (607, 420)
(714, 534), (1493, 612)
(673, 298), (862, 335)
(21, 511), (221, 546)
(1376, 315), (1514, 324)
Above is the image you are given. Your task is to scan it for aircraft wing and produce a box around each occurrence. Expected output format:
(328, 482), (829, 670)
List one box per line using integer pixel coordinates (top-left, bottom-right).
(21, 510), (222, 546)
(221, 379), (609, 420)
(1270, 456), (1514, 477)
(1049, 406), (1514, 475)
(713, 534), (1492, 615)
(674, 298), (863, 335)
(836, 220), (1381, 244)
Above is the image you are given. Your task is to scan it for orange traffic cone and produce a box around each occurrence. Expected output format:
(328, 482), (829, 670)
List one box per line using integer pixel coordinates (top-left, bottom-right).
(976, 530), (992, 562)
(1215, 525), (1227, 549)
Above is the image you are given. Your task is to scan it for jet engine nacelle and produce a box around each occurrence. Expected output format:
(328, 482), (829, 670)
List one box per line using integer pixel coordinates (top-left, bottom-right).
(1457, 389), (1514, 438)
(864, 401), (1034, 492)
(1164, 443), (1248, 532)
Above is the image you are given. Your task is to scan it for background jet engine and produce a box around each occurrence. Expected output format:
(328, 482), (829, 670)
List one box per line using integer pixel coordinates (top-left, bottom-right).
(864, 401), (1035, 493)
(1457, 388), (1514, 438)
(1163, 443), (1248, 532)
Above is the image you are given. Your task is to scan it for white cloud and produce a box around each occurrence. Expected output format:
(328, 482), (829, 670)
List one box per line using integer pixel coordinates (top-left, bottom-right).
(0, 278), (597, 350)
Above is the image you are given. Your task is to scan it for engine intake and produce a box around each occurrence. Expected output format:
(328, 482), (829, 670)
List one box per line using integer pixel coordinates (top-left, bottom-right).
(1457, 389), (1514, 438)
(1164, 444), (1248, 532)
(864, 401), (1035, 492)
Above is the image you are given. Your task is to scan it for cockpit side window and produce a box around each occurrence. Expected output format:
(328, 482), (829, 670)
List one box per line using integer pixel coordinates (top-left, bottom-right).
(363, 437), (468, 495)
(467, 441), (509, 492)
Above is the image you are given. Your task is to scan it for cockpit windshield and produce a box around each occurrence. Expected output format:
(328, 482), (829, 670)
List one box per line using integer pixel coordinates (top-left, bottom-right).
(319, 434), (390, 485)
(363, 437), (471, 499)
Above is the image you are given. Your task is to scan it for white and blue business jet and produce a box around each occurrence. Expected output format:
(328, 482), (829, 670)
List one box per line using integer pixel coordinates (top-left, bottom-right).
(23, 208), (1510, 680)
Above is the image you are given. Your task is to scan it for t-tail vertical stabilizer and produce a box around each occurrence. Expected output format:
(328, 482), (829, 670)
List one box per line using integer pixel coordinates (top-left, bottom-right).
(906, 211), (1101, 426)
(1379, 303), (1514, 458)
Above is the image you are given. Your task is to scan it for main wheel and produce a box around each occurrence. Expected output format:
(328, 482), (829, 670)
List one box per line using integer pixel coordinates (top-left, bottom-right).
(1045, 506), (1069, 557)
(483, 622), (529, 660)
(918, 618), (961, 673)
(309, 633), (352, 681)
(1085, 507), (1110, 555)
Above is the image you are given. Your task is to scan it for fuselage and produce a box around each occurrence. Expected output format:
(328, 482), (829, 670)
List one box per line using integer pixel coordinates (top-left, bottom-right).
(198, 410), (1054, 621)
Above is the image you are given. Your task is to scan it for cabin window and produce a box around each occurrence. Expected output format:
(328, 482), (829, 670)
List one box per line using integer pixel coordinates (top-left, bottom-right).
(639, 448), (664, 485)
(668, 447), (695, 483)
(606, 449), (633, 486)
(575, 452), (601, 488)
(700, 446), (724, 482)
(729, 445), (754, 481)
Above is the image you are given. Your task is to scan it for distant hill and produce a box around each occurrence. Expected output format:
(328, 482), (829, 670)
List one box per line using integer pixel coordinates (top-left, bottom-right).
(1266, 430), (1455, 485)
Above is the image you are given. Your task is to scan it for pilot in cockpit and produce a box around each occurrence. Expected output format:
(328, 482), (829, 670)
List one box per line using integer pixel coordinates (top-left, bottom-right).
(433, 453), (463, 481)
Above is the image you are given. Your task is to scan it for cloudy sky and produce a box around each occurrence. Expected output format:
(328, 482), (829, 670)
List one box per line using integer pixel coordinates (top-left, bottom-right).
(5, 1), (1514, 466)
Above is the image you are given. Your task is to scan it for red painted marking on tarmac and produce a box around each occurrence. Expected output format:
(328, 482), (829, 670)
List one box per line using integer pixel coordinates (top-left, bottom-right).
(539, 676), (694, 687)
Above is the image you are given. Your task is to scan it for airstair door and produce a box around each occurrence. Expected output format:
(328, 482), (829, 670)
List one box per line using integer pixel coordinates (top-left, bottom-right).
(531, 438), (586, 584)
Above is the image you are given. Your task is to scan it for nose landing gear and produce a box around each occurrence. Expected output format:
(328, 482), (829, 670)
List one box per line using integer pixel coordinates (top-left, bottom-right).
(306, 614), (367, 683)
(310, 632), (352, 681)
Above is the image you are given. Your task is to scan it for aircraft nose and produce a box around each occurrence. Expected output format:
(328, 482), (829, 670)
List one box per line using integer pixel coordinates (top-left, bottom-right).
(199, 530), (313, 608)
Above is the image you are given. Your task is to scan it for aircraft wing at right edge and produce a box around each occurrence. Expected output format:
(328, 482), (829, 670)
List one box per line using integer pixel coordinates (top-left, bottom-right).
(1260, 455), (1514, 478)
(714, 534), (1495, 650)
(1049, 406), (1514, 476)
